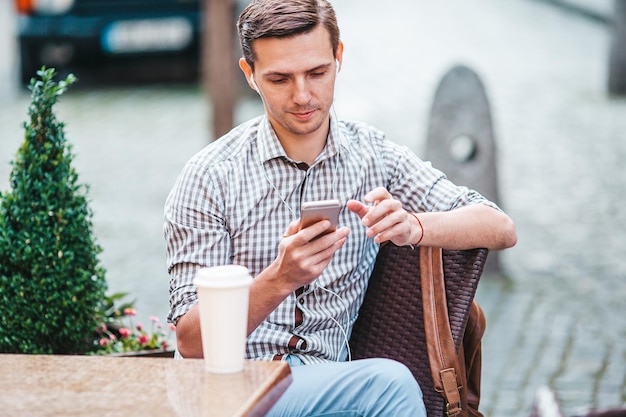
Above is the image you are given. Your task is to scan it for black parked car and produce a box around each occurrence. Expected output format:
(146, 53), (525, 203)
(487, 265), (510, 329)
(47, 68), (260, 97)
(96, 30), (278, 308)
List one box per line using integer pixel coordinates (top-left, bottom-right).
(15, 0), (202, 85)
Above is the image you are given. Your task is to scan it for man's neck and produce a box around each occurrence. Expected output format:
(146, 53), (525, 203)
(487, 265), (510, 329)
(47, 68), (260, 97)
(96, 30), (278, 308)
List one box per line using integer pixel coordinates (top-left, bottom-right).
(281, 138), (326, 165)
(274, 122), (330, 165)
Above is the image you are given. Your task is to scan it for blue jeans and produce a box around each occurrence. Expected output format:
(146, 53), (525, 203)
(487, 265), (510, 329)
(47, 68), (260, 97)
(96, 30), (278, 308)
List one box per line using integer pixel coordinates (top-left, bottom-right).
(266, 356), (426, 417)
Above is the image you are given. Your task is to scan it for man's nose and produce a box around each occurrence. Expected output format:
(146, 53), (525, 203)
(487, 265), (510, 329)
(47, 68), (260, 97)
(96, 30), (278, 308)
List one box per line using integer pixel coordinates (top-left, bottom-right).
(292, 78), (311, 104)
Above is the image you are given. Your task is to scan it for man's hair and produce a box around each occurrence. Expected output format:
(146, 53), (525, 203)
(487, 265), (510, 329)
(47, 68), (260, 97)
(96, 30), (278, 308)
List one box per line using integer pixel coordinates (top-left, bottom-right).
(238, 0), (340, 71)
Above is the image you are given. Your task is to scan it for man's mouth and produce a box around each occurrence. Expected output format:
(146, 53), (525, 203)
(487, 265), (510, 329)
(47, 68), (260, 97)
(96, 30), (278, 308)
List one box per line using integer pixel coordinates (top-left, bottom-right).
(290, 109), (317, 121)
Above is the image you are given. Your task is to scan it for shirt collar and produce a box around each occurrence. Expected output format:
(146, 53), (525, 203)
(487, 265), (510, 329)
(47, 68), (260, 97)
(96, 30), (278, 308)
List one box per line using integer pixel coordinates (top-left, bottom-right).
(257, 107), (349, 165)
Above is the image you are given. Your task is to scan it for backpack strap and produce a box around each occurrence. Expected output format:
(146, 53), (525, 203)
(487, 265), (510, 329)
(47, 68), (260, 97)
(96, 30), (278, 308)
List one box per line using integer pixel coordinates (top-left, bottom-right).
(421, 246), (463, 417)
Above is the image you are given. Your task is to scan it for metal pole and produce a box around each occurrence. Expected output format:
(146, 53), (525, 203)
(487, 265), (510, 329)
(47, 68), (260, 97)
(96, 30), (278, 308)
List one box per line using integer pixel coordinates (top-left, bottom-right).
(609, 0), (626, 95)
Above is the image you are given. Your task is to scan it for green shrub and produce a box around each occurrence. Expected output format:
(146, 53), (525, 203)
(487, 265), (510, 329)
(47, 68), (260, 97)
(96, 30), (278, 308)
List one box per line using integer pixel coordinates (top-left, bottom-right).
(0, 68), (108, 354)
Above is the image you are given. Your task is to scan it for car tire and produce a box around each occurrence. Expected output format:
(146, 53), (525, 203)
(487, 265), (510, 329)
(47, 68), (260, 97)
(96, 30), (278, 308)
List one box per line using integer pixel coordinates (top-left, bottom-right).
(19, 41), (40, 86)
(608, 0), (626, 95)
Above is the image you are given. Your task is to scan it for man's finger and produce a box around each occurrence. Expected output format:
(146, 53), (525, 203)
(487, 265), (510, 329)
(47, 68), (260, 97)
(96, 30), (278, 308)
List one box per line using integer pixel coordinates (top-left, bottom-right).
(346, 200), (369, 218)
(364, 187), (391, 204)
(282, 220), (300, 238)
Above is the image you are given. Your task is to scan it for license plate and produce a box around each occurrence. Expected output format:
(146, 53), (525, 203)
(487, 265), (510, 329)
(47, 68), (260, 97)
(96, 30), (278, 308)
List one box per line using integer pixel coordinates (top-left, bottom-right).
(102, 17), (193, 54)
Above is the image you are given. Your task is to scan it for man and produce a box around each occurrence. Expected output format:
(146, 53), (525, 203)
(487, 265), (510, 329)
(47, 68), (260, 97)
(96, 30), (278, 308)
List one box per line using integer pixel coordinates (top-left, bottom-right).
(164, 0), (517, 415)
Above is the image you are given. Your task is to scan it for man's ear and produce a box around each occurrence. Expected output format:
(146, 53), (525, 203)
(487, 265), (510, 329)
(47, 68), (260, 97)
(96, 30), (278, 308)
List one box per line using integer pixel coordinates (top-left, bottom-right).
(239, 58), (257, 92)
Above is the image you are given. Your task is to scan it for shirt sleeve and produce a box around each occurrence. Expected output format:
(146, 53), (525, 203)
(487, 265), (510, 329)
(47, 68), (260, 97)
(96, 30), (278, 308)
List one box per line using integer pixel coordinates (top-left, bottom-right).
(384, 141), (501, 213)
(163, 161), (231, 325)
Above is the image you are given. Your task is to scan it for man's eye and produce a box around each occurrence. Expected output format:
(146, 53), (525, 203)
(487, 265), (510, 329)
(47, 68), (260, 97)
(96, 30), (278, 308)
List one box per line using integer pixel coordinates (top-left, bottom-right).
(311, 71), (327, 78)
(270, 78), (286, 84)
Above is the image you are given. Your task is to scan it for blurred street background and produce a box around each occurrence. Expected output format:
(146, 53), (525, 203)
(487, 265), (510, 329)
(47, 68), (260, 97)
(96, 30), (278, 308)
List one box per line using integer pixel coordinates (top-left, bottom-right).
(1, 1), (625, 416)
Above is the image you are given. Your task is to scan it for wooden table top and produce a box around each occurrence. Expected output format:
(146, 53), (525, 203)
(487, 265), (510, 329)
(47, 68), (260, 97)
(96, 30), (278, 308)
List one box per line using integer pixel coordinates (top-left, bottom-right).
(0, 354), (292, 417)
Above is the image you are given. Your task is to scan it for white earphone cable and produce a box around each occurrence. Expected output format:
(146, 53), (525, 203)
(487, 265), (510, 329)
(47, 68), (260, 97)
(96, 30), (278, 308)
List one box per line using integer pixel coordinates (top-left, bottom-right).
(313, 282), (352, 362)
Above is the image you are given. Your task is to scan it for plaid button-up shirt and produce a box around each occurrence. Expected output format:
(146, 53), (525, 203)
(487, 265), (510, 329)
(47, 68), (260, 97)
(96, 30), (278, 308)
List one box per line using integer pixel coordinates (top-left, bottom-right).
(164, 110), (497, 363)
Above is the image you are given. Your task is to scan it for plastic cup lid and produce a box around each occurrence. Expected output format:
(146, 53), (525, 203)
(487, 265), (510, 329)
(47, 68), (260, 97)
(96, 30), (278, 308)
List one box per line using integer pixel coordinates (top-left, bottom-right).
(193, 265), (252, 288)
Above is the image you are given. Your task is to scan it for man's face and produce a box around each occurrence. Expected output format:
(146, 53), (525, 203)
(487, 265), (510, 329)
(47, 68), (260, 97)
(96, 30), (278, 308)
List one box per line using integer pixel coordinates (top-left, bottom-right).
(242, 25), (343, 145)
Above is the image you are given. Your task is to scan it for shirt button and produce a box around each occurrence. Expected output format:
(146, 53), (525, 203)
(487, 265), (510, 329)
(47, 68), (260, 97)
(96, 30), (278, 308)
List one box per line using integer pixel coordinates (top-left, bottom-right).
(299, 298), (305, 304)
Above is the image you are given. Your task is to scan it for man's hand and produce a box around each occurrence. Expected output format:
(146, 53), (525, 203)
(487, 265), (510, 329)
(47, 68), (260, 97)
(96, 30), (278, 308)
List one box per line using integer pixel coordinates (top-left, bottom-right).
(244, 219), (350, 335)
(347, 187), (420, 247)
(275, 219), (350, 292)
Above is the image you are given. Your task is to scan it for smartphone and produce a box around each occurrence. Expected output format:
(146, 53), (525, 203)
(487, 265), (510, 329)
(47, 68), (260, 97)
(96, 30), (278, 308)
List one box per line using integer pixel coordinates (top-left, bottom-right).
(299, 199), (341, 234)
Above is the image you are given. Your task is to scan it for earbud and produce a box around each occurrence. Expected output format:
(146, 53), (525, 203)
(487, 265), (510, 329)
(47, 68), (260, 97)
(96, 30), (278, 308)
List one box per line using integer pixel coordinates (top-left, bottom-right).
(335, 59), (341, 74)
(250, 74), (259, 92)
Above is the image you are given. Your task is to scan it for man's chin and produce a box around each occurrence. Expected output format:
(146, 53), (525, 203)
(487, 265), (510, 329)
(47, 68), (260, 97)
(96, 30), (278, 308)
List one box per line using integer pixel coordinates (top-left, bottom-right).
(286, 121), (326, 137)
(285, 112), (328, 135)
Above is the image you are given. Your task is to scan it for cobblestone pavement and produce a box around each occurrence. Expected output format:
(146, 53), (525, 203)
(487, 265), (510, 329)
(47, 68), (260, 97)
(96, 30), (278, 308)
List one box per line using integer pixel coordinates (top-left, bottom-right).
(1, 1), (625, 416)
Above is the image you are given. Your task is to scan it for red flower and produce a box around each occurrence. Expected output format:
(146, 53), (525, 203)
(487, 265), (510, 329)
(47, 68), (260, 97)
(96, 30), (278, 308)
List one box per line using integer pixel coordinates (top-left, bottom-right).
(119, 327), (131, 338)
(99, 338), (109, 346)
(138, 334), (149, 345)
(123, 308), (137, 316)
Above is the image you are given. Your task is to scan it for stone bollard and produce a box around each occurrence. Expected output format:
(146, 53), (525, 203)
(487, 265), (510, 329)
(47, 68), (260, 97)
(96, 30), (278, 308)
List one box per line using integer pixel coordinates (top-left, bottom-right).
(608, 0), (626, 95)
(424, 64), (501, 276)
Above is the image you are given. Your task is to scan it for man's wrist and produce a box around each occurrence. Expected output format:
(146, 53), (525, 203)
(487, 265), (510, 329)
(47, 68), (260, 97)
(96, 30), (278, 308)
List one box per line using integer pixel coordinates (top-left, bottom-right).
(408, 212), (424, 246)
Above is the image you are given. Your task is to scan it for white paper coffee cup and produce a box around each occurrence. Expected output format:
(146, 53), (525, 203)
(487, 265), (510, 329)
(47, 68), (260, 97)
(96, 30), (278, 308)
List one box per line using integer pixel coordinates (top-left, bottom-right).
(193, 265), (252, 373)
